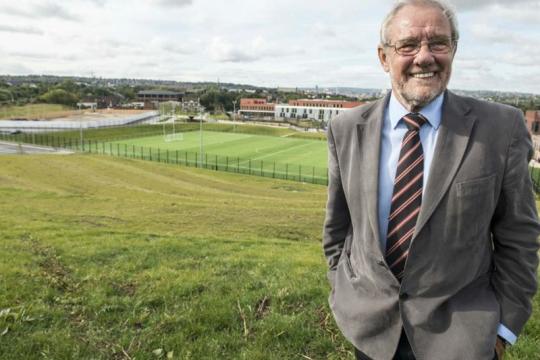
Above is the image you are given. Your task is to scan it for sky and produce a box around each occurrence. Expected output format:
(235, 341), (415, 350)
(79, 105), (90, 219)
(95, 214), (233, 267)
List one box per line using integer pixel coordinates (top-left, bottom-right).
(0, 0), (539, 94)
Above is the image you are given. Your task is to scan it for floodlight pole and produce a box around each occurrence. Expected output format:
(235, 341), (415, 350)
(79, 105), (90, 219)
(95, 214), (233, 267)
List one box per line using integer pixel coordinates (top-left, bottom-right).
(232, 99), (237, 132)
(79, 121), (83, 149)
(172, 102), (176, 135)
(161, 103), (165, 136)
(199, 103), (204, 167)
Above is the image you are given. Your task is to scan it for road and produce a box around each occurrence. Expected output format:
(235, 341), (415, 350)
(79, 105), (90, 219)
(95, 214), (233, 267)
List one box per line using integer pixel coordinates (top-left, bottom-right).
(0, 141), (73, 155)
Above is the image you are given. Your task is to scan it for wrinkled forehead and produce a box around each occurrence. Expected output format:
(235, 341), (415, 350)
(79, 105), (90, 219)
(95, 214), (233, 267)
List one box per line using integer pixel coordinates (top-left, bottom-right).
(387, 4), (452, 41)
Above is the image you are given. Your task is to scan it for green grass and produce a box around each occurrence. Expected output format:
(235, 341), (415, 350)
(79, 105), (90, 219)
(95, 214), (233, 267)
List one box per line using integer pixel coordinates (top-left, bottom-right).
(0, 104), (72, 119)
(0, 154), (347, 359)
(0, 155), (538, 359)
(109, 131), (328, 168)
(1, 125), (329, 183)
(102, 131), (329, 183)
(29, 122), (326, 142)
(207, 113), (231, 120)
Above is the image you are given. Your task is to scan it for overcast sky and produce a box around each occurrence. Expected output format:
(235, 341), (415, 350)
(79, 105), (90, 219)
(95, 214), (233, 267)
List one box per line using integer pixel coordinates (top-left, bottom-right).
(0, 0), (539, 93)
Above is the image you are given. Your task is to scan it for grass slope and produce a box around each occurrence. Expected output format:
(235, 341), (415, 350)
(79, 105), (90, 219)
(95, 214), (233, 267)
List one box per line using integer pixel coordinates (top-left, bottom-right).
(0, 155), (538, 359)
(0, 104), (73, 120)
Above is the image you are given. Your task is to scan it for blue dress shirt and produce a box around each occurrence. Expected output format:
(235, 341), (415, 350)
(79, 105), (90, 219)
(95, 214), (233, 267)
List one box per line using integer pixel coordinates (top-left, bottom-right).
(377, 92), (517, 345)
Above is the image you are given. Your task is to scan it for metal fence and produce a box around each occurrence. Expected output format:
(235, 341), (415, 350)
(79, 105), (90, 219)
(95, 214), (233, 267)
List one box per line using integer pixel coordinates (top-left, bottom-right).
(0, 111), (159, 132)
(0, 132), (329, 186)
(9, 130), (540, 191)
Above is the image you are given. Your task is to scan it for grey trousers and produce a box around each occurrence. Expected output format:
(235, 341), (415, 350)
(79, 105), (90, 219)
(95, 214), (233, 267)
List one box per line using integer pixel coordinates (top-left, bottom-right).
(354, 330), (415, 360)
(354, 331), (499, 360)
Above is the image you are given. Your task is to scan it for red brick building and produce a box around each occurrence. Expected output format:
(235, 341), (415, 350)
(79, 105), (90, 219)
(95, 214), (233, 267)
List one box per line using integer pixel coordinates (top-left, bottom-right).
(525, 110), (540, 135)
(239, 98), (275, 118)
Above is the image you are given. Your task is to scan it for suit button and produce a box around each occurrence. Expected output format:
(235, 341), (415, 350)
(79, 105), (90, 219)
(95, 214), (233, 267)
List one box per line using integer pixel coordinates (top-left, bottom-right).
(399, 292), (409, 300)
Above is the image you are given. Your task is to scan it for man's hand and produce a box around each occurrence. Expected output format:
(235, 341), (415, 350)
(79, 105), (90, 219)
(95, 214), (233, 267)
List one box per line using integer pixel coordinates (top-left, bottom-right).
(495, 336), (506, 360)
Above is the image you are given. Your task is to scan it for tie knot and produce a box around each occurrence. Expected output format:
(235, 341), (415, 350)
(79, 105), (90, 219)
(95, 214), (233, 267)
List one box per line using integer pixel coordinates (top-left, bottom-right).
(402, 113), (427, 131)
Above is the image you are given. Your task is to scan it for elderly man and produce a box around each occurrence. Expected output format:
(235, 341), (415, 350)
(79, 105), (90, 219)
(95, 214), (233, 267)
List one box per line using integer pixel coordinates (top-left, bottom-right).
(322, 1), (540, 359)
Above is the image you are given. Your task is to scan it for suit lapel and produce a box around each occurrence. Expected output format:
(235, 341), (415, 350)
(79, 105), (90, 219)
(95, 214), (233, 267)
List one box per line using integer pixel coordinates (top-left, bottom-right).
(414, 91), (476, 238)
(357, 94), (389, 251)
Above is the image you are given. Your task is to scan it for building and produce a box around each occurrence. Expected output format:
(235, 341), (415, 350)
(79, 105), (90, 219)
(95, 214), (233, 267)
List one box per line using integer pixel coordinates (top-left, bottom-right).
(77, 101), (97, 110)
(238, 97), (364, 122)
(238, 98), (275, 119)
(78, 94), (124, 109)
(137, 90), (183, 109)
(525, 110), (540, 135)
(276, 99), (363, 122)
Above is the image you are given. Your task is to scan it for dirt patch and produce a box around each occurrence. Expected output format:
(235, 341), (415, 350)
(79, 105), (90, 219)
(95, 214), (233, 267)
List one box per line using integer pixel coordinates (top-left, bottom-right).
(6, 109), (148, 121)
(255, 295), (271, 319)
(20, 233), (74, 292)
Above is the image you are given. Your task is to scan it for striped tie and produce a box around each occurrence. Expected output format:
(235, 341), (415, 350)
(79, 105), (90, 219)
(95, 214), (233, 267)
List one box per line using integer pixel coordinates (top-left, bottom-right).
(385, 113), (427, 281)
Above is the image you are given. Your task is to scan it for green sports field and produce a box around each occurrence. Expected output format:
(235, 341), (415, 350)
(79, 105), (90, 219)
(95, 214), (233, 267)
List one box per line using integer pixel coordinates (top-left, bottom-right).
(100, 130), (329, 183)
(110, 131), (328, 168)
(0, 124), (331, 184)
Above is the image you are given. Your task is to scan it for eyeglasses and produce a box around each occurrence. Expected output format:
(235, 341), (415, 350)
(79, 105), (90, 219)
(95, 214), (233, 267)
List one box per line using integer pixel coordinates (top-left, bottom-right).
(384, 38), (456, 56)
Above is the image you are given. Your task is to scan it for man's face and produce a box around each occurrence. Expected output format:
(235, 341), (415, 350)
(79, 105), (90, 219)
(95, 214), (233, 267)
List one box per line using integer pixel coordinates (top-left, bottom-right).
(377, 5), (456, 111)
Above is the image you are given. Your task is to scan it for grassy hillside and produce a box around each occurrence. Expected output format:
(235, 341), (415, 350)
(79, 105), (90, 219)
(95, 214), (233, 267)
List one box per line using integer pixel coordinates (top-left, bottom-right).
(0, 104), (73, 120)
(0, 155), (538, 359)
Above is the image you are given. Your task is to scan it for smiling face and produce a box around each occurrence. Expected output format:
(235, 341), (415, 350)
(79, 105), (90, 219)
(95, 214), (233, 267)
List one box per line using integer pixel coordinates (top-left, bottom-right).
(378, 4), (456, 111)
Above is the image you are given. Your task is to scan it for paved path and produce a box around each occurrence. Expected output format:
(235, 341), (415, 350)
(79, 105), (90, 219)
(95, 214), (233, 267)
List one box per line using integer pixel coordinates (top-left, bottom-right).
(0, 141), (73, 155)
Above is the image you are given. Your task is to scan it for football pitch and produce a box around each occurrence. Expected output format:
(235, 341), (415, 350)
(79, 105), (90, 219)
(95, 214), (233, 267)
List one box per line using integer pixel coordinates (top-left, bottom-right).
(109, 131), (328, 168)
(105, 130), (329, 183)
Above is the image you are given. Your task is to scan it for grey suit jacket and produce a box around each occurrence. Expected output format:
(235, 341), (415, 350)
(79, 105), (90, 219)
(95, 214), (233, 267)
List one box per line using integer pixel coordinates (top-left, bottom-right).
(323, 91), (540, 360)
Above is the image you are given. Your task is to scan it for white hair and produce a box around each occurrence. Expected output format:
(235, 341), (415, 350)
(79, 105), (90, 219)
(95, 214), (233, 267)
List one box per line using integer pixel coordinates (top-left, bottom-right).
(380, 0), (459, 44)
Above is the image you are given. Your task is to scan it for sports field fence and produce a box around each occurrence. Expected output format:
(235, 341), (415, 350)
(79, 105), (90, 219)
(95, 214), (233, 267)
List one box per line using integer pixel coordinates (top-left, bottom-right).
(1, 131), (329, 186)
(8, 130), (540, 191)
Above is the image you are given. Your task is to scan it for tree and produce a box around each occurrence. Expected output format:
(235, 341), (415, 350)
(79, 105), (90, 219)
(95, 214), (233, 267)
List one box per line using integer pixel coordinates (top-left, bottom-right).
(0, 89), (13, 102)
(39, 89), (79, 107)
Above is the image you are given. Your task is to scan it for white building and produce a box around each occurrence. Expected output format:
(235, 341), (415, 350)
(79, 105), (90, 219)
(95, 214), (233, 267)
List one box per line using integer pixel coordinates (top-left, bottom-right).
(275, 99), (363, 122)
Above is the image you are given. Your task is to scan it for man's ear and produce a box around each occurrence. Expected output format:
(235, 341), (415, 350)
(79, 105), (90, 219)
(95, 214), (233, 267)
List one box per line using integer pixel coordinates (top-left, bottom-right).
(377, 45), (390, 73)
(452, 42), (458, 58)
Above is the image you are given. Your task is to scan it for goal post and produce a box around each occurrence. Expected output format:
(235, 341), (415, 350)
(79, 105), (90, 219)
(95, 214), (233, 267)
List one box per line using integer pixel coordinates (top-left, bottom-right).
(162, 102), (184, 142)
(164, 133), (184, 142)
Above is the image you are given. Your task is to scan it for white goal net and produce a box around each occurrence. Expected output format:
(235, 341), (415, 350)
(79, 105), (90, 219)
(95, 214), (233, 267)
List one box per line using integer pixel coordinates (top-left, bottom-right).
(164, 133), (184, 142)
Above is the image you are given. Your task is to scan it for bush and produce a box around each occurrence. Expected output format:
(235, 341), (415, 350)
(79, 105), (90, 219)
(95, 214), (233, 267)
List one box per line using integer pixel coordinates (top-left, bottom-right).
(39, 89), (78, 107)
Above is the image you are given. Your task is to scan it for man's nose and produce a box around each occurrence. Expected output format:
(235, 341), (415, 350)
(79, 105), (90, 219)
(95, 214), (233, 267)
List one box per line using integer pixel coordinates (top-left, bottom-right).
(414, 43), (435, 66)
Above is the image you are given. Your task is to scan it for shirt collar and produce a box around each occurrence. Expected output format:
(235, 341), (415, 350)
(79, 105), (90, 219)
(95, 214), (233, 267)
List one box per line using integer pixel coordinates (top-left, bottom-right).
(388, 92), (444, 130)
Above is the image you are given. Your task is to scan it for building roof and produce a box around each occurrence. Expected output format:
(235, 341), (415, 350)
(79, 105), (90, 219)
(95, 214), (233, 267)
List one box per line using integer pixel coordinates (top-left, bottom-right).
(137, 90), (182, 96)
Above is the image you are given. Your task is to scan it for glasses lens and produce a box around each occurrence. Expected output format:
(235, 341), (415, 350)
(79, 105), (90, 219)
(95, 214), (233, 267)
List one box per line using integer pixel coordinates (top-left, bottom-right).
(429, 40), (451, 53)
(395, 41), (418, 55)
(393, 38), (452, 55)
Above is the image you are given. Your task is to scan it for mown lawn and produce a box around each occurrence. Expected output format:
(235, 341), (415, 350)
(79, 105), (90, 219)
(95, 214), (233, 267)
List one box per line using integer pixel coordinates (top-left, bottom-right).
(0, 154), (538, 359)
(108, 131), (328, 169)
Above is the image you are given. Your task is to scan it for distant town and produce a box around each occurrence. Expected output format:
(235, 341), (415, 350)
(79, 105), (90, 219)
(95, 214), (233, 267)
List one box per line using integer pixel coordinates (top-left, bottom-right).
(1, 74), (539, 135)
